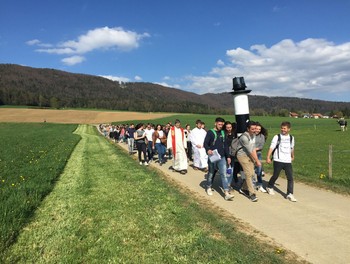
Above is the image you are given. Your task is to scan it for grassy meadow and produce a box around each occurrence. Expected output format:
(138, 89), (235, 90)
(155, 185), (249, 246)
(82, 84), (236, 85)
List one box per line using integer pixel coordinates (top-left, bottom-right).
(121, 114), (350, 194)
(0, 123), (81, 254)
(0, 123), (295, 263)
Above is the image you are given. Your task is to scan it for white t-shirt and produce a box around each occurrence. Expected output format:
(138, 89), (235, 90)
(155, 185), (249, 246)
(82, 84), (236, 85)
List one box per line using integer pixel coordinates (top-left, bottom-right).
(155, 130), (164, 144)
(144, 128), (154, 141)
(270, 134), (294, 163)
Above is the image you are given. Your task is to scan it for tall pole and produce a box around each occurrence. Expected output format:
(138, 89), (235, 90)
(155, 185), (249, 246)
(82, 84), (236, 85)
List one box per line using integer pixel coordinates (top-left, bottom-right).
(230, 77), (252, 135)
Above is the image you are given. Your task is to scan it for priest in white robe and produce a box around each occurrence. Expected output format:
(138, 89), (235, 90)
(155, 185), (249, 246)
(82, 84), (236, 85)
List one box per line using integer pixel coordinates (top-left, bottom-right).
(190, 120), (208, 171)
(167, 119), (188, 174)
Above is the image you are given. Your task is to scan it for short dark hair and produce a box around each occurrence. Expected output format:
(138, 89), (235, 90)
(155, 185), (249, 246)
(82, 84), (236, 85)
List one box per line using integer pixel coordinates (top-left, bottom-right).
(281, 121), (291, 128)
(215, 117), (225, 123)
(247, 121), (257, 129)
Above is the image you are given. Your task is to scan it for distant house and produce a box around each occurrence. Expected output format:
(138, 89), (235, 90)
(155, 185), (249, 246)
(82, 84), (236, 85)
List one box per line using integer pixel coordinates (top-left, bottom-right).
(289, 112), (299, 118)
(312, 113), (323, 119)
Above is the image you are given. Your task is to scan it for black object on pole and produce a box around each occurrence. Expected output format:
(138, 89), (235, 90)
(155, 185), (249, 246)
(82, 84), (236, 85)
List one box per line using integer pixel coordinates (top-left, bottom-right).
(230, 77), (252, 135)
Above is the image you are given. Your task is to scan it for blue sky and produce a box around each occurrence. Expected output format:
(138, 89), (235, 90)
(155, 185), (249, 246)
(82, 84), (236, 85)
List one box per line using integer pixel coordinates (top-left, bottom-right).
(1, 0), (350, 102)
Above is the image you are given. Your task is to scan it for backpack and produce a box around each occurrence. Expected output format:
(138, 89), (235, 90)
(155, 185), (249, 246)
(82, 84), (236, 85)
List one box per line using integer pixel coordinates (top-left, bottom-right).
(210, 129), (225, 146)
(271, 134), (293, 159)
(230, 133), (249, 157)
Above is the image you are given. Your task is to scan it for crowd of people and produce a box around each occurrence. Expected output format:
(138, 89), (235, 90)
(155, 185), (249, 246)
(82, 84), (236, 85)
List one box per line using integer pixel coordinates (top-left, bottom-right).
(99, 118), (297, 203)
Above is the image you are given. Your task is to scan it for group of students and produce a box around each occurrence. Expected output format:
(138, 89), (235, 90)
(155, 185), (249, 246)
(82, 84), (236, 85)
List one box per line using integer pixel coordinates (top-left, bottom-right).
(99, 117), (297, 203)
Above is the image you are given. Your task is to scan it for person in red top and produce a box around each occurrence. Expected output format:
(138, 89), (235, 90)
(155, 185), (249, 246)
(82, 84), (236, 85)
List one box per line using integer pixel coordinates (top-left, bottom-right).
(166, 119), (188, 174)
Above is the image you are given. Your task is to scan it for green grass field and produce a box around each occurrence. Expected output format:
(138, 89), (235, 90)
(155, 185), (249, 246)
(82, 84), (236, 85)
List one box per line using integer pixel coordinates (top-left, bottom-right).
(121, 114), (350, 194)
(1, 123), (295, 263)
(0, 123), (81, 254)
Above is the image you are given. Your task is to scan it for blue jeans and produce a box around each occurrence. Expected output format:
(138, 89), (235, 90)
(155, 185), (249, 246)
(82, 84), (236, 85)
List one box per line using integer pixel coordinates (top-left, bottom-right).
(155, 143), (166, 163)
(147, 141), (154, 160)
(255, 152), (263, 184)
(207, 157), (231, 192)
(127, 138), (134, 154)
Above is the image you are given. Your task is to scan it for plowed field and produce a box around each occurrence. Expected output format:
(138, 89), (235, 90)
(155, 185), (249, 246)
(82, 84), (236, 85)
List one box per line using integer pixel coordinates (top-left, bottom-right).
(0, 108), (173, 124)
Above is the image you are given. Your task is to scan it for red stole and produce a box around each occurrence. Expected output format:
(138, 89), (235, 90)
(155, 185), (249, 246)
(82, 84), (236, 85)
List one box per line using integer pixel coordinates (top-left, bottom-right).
(171, 126), (184, 158)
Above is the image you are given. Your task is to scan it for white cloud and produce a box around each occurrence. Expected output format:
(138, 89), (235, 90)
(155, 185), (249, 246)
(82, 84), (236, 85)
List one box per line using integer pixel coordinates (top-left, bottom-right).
(186, 38), (350, 101)
(26, 39), (53, 48)
(155, 82), (181, 89)
(26, 39), (40, 45)
(30, 26), (150, 65)
(61, 56), (86, 66)
(216, 59), (225, 66)
(100, 75), (130, 83)
(134, 75), (142, 81)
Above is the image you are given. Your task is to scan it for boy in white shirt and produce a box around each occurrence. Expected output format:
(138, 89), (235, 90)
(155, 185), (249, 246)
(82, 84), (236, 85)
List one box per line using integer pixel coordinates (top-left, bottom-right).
(266, 121), (297, 202)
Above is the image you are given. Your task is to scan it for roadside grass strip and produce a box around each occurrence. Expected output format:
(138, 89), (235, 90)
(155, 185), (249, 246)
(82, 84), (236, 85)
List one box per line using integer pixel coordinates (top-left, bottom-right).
(3, 125), (291, 263)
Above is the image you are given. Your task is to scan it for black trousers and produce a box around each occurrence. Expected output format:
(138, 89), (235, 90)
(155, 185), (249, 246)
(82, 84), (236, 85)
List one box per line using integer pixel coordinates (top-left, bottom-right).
(136, 142), (147, 162)
(268, 161), (294, 194)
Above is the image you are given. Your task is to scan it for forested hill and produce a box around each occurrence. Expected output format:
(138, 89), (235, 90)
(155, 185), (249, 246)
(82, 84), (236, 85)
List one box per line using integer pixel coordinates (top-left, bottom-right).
(1, 64), (349, 116)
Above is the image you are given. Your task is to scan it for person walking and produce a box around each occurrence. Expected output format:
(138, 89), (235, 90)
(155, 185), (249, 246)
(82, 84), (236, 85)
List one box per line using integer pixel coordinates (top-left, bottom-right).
(126, 123), (135, 155)
(236, 121), (261, 202)
(134, 123), (148, 166)
(266, 121), (297, 202)
(254, 122), (268, 193)
(152, 124), (167, 166)
(204, 117), (233, 201)
(190, 120), (208, 171)
(184, 124), (193, 162)
(145, 123), (155, 163)
(167, 119), (188, 174)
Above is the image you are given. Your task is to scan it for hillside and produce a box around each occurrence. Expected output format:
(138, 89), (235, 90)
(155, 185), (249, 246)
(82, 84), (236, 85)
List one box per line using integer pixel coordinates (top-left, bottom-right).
(1, 64), (349, 116)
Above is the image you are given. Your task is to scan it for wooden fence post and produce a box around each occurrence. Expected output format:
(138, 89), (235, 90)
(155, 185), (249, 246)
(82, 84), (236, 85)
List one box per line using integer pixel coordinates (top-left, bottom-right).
(328, 145), (333, 179)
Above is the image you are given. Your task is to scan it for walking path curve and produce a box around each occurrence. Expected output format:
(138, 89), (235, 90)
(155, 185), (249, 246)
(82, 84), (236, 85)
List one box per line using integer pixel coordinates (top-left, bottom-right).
(116, 140), (350, 264)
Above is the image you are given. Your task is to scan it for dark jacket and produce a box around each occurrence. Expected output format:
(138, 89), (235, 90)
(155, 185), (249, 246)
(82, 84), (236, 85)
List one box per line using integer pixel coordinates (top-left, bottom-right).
(204, 129), (230, 159)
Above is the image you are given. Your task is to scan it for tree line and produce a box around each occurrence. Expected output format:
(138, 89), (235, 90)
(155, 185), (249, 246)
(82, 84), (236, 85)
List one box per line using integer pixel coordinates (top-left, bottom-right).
(0, 64), (349, 117)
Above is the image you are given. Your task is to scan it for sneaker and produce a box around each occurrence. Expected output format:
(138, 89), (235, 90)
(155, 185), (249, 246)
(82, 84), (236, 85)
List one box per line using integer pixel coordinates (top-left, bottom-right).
(266, 187), (275, 195)
(239, 188), (249, 197)
(144, 162), (149, 166)
(249, 194), (258, 202)
(258, 186), (267, 193)
(206, 188), (213, 196)
(287, 193), (297, 202)
(139, 162), (143, 165)
(224, 192), (234, 201)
